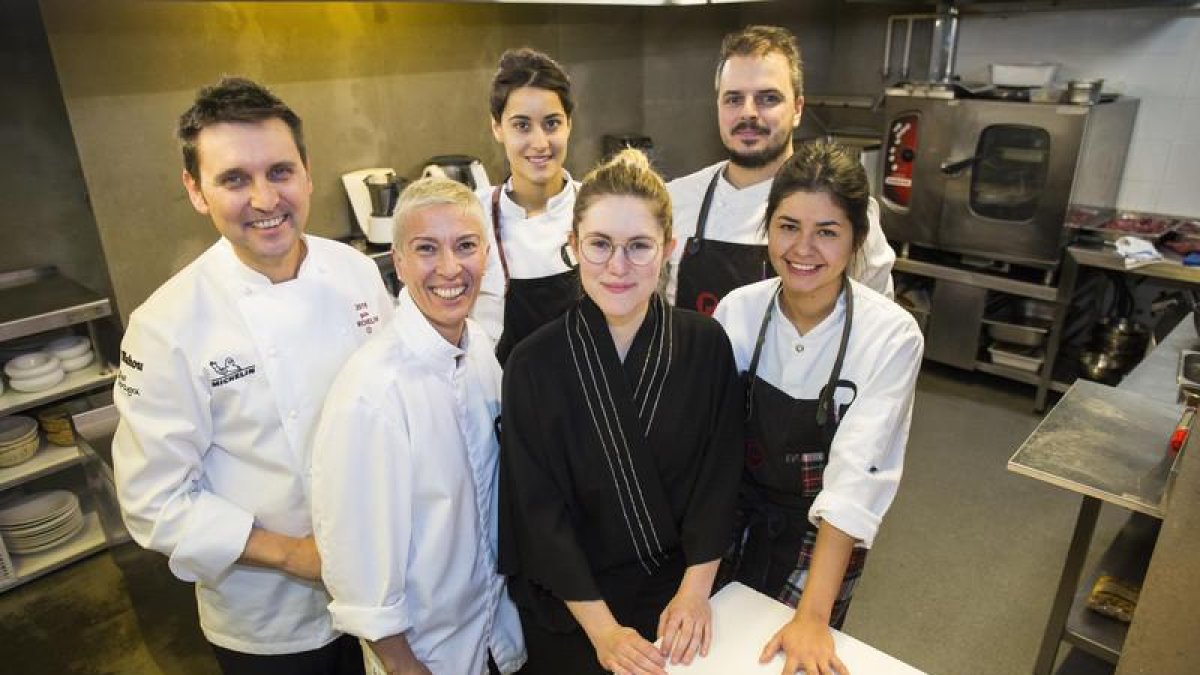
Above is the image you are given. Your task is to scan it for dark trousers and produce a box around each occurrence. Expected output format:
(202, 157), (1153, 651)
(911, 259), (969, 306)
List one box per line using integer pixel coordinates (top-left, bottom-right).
(211, 634), (365, 675)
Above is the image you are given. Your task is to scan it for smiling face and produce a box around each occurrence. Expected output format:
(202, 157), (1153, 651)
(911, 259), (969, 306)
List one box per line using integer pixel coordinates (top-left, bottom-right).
(572, 195), (674, 327)
(768, 190), (855, 308)
(392, 203), (488, 345)
(182, 118), (312, 282)
(491, 86), (571, 190)
(717, 53), (803, 170)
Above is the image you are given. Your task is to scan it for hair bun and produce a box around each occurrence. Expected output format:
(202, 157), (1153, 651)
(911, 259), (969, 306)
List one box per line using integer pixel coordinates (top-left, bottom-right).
(607, 147), (651, 172)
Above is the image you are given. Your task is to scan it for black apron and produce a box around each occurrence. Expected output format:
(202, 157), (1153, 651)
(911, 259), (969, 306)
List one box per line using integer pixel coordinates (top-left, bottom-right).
(675, 166), (775, 316)
(491, 185), (581, 364)
(728, 279), (867, 628)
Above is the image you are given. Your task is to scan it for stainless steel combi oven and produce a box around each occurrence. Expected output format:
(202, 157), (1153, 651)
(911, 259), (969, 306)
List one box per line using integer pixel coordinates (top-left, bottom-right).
(877, 93), (1138, 270)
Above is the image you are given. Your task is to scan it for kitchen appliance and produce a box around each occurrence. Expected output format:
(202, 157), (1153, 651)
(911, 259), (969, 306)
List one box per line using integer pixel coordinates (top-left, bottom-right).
(342, 168), (405, 245)
(878, 93), (1138, 270)
(420, 155), (489, 191)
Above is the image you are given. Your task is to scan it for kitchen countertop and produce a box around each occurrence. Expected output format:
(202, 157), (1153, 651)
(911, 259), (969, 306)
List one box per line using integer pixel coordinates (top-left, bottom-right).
(1008, 316), (1194, 516)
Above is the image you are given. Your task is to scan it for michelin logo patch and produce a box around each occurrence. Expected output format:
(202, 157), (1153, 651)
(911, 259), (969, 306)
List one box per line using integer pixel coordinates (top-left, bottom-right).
(209, 356), (256, 387)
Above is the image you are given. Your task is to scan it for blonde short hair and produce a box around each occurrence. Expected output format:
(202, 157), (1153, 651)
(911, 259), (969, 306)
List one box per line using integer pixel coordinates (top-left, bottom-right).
(392, 177), (487, 245)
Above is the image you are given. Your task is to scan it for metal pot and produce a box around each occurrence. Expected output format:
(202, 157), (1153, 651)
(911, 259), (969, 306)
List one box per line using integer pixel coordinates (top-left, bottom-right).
(1078, 350), (1124, 385)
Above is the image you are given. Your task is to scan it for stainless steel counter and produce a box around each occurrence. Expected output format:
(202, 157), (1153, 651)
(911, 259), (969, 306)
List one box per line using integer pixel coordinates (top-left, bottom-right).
(1009, 315), (1194, 672)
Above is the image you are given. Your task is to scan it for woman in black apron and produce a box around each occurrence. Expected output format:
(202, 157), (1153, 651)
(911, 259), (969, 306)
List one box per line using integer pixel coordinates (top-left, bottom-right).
(477, 48), (582, 364)
(713, 143), (924, 675)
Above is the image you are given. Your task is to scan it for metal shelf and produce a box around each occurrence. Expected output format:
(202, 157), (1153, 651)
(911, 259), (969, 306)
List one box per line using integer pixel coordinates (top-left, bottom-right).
(1063, 514), (1159, 664)
(975, 360), (1071, 393)
(0, 361), (116, 417)
(0, 442), (83, 491)
(0, 271), (111, 343)
(0, 511), (106, 592)
(894, 257), (1059, 301)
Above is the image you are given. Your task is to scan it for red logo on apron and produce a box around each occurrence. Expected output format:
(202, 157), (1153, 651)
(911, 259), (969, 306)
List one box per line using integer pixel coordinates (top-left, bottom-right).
(695, 291), (720, 317)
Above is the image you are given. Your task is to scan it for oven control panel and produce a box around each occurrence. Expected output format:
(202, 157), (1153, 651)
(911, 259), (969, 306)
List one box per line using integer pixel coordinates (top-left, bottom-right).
(883, 114), (919, 208)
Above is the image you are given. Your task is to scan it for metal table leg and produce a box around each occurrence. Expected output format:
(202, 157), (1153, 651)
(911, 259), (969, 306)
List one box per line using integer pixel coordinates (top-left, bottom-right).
(1033, 496), (1102, 674)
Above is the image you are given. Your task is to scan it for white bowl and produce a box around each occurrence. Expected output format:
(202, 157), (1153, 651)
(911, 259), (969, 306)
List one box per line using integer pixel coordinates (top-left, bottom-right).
(8, 367), (66, 393)
(45, 336), (91, 360)
(4, 352), (61, 380)
(0, 416), (38, 446)
(59, 350), (94, 372)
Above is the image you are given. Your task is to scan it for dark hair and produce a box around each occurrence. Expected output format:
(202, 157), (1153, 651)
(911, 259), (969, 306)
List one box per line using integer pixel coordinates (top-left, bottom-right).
(764, 142), (869, 252)
(573, 148), (672, 243)
(716, 25), (804, 97)
(489, 48), (575, 121)
(177, 77), (306, 180)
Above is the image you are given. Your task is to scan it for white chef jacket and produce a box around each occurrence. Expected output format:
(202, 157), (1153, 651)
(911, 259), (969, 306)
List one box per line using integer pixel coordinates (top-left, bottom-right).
(713, 278), (923, 548)
(310, 287), (525, 675)
(665, 161), (896, 304)
(112, 235), (395, 654)
(472, 174), (579, 344)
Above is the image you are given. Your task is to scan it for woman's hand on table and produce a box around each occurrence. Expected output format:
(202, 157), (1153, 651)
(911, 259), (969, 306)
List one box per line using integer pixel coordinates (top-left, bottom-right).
(656, 588), (712, 665)
(759, 614), (848, 675)
(595, 624), (668, 675)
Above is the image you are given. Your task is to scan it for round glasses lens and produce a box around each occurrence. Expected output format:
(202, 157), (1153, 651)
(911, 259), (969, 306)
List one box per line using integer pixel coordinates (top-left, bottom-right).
(582, 237), (613, 265)
(625, 239), (659, 266)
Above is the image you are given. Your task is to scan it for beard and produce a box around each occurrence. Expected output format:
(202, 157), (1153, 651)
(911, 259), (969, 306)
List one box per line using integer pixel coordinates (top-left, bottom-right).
(724, 121), (793, 169)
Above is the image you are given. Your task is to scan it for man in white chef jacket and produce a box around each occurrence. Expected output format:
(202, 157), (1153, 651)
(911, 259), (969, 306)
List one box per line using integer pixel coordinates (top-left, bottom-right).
(310, 177), (525, 675)
(665, 25), (896, 312)
(112, 77), (394, 674)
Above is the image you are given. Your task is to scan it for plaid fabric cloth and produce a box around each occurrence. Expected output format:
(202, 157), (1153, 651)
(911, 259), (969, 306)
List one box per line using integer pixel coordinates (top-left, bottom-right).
(776, 530), (870, 629)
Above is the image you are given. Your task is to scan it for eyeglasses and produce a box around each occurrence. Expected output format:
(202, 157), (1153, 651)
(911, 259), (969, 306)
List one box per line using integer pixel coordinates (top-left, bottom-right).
(579, 235), (661, 266)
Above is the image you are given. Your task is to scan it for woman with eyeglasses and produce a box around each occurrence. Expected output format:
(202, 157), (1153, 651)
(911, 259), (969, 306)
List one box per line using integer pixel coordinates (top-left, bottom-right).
(472, 48), (581, 363)
(713, 143), (923, 675)
(498, 149), (743, 675)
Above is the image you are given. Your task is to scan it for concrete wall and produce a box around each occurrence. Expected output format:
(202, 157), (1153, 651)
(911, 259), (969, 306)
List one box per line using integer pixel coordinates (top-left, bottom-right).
(0, 2), (111, 296)
(39, 1), (645, 323)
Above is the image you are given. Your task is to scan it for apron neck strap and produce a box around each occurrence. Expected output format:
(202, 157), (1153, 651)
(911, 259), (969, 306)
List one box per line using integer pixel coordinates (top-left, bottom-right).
(491, 184), (511, 286)
(745, 277), (854, 425)
(689, 165), (725, 253)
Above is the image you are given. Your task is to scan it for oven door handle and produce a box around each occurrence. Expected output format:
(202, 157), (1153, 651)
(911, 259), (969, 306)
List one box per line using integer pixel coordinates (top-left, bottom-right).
(940, 155), (979, 175)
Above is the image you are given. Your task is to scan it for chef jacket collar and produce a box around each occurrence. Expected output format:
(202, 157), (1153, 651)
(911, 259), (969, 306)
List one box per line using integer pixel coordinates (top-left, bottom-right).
(393, 286), (468, 370)
(214, 235), (326, 292)
(716, 164), (773, 204)
(498, 171), (577, 220)
(773, 282), (850, 342)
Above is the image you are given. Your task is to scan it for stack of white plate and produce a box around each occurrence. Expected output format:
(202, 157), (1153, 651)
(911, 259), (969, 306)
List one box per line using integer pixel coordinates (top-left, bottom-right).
(0, 490), (84, 555)
(3, 352), (66, 393)
(0, 416), (41, 468)
(46, 336), (95, 373)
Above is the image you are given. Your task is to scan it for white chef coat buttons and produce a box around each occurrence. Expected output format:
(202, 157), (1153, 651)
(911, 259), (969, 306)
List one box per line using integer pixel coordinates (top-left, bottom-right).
(794, 343), (805, 353)
(288, 410), (298, 420)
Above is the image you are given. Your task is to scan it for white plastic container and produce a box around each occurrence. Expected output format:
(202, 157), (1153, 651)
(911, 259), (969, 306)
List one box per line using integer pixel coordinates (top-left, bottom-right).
(990, 63), (1060, 88)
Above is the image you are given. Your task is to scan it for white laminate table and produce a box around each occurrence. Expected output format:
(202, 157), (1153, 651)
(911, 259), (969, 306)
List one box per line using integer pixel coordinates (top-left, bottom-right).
(664, 583), (925, 675)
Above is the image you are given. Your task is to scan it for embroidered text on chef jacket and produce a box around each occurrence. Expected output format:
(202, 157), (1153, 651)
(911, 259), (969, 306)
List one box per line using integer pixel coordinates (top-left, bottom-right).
(113, 236), (395, 655)
(311, 288), (525, 675)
